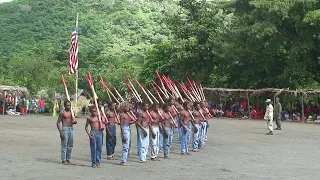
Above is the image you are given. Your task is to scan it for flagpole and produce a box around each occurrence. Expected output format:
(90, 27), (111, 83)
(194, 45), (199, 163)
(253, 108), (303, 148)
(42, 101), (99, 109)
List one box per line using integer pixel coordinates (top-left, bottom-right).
(75, 12), (79, 104)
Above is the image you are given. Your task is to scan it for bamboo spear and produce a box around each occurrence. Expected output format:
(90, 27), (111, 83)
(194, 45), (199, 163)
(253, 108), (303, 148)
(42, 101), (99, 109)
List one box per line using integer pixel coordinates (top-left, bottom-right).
(99, 77), (120, 104)
(86, 73), (103, 129)
(134, 79), (153, 105)
(61, 74), (77, 123)
(109, 82), (125, 102)
(155, 70), (169, 99)
(127, 78), (142, 102)
(152, 83), (164, 104)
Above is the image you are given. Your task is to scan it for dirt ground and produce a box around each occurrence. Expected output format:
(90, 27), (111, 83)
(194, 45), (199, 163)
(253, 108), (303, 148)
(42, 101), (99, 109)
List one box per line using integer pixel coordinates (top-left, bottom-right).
(0, 115), (320, 180)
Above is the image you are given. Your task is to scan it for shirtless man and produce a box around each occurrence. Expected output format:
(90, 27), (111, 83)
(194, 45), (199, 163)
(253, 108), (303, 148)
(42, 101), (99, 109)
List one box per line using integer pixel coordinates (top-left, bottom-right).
(200, 101), (210, 142)
(175, 98), (184, 143)
(149, 103), (161, 161)
(161, 103), (172, 159)
(56, 100), (76, 165)
(169, 98), (178, 148)
(119, 102), (136, 166)
(192, 102), (203, 152)
(105, 101), (118, 160)
(135, 102), (150, 163)
(158, 103), (165, 153)
(85, 105), (105, 168)
(179, 101), (193, 155)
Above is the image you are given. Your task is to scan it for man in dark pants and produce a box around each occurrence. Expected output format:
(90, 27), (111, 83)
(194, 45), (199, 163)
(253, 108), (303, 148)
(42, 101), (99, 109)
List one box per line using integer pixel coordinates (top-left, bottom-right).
(274, 98), (282, 130)
(106, 102), (118, 160)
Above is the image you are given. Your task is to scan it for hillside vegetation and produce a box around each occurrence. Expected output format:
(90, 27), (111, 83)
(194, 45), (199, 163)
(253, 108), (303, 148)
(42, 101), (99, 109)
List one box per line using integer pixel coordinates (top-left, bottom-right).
(1, 0), (320, 98)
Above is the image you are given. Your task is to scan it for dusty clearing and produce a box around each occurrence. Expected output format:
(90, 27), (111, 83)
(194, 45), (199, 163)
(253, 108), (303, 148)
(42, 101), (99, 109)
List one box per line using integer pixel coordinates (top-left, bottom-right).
(0, 115), (319, 180)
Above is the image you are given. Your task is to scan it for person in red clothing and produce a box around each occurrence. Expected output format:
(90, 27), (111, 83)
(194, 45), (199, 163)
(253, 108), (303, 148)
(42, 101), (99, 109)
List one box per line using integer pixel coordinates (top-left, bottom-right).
(251, 108), (259, 119)
(39, 98), (45, 114)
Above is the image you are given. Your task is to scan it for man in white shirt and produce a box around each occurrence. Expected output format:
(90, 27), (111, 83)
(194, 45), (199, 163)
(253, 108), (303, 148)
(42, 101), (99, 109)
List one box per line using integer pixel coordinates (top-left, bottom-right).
(264, 99), (274, 135)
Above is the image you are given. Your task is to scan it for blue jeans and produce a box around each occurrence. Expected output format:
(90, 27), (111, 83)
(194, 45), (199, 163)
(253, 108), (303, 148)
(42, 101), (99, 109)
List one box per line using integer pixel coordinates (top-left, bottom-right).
(199, 122), (207, 148)
(120, 126), (131, 164)
(163, 127), (171, 157)
(39, 107), (45, 113)
(169, 126), (174, 146)
(159, 128), (164, 150)
(205, 121), (209, 140)
(176, 116), (181, 141)
(180, 125), (191, 153)
(61, 127), (73, 161)
(136, 127), (141, 155)
(150, 126), (160, 159)
(138, 127), (149, 161)
(90, 130), (103, 166)
(192, 124), (201, 150)
(106, 125), (116, 157)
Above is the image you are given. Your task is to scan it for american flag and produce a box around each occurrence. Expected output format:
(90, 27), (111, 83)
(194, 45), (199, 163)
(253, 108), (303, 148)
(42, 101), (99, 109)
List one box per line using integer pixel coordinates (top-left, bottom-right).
(68, 27), (78, 74)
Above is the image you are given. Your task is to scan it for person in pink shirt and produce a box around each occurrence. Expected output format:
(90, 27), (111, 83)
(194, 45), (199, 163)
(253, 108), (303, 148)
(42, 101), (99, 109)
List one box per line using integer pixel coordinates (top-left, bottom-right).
(39, 99), (45, 114)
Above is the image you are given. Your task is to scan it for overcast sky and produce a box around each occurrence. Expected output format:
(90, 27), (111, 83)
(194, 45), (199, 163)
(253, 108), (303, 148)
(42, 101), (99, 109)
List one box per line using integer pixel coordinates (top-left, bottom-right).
(0, 0), (12, 3)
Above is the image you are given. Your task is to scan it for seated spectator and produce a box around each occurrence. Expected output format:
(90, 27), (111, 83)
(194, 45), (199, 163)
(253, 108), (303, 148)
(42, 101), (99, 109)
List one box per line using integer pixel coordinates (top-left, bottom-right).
(251, 109), (259, 119)
(20, 107), (26, 115)
(293, 112), (301, 121)
(304, 107), (311, 118)
(226, 109), (234, 118)
(284, 112), (290, 120)
(258, 110), (265, 119)
(281, 111), (286, 120)
(216, 107), (224, 117)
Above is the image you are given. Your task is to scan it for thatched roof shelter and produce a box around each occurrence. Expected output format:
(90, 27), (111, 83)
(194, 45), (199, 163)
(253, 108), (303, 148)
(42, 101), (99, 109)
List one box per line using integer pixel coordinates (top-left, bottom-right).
(204, 87), (320, 97)
(55, 89), (91, 101)
(0, 85), (29, 97)
(203, 87), (320, 121)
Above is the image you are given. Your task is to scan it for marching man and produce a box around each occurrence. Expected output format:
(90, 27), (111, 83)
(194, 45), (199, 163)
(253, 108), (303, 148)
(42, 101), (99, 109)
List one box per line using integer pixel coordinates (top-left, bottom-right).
(264, 99), (274, 135)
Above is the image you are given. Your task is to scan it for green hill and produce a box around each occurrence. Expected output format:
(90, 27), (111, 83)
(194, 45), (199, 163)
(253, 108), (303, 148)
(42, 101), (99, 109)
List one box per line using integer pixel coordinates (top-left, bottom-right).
(0, 0), (178, 95)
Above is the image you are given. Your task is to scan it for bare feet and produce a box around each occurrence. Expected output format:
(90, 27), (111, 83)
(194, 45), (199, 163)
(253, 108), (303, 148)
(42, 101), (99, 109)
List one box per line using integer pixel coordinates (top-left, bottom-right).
(97, 165), (101, 168)
(139, 160), (147, 163)
(181, 153), (186, 155)
(151, 158), (160, 161)
(164, 156), (171, 159)
(107, 157), (117, 160)
(186, 152), (191, 155)
(192, 149), (200, 152)
(62, 161), (68, 165)
(120, 162), (130, 166)
(159, 150), (163, 153)
(170, 147), (175, 150)
(66, 160), (72, 165)
(92, 165), (97, 168)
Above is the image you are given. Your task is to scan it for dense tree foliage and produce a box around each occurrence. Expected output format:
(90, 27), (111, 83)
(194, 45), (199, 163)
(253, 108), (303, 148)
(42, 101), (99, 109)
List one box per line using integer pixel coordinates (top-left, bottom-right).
(1, 0), (320, 99)
(141, 0), (320, 90)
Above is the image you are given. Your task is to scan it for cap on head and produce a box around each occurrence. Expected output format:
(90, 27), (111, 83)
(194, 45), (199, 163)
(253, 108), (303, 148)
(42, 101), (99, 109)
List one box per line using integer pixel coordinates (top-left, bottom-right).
(265, 99), (271, 103)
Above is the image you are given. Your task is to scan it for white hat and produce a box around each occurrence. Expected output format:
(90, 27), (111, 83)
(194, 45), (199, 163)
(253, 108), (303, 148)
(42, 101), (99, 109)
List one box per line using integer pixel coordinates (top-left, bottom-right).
(265, 99), (271, 103)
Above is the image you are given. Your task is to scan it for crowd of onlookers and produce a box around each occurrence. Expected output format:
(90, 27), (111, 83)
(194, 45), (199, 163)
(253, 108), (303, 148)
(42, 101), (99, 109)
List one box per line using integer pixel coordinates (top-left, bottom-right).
(3, 94), (320, 122)
(208, 99), (320, 122)
(0, 94), (46, 115)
